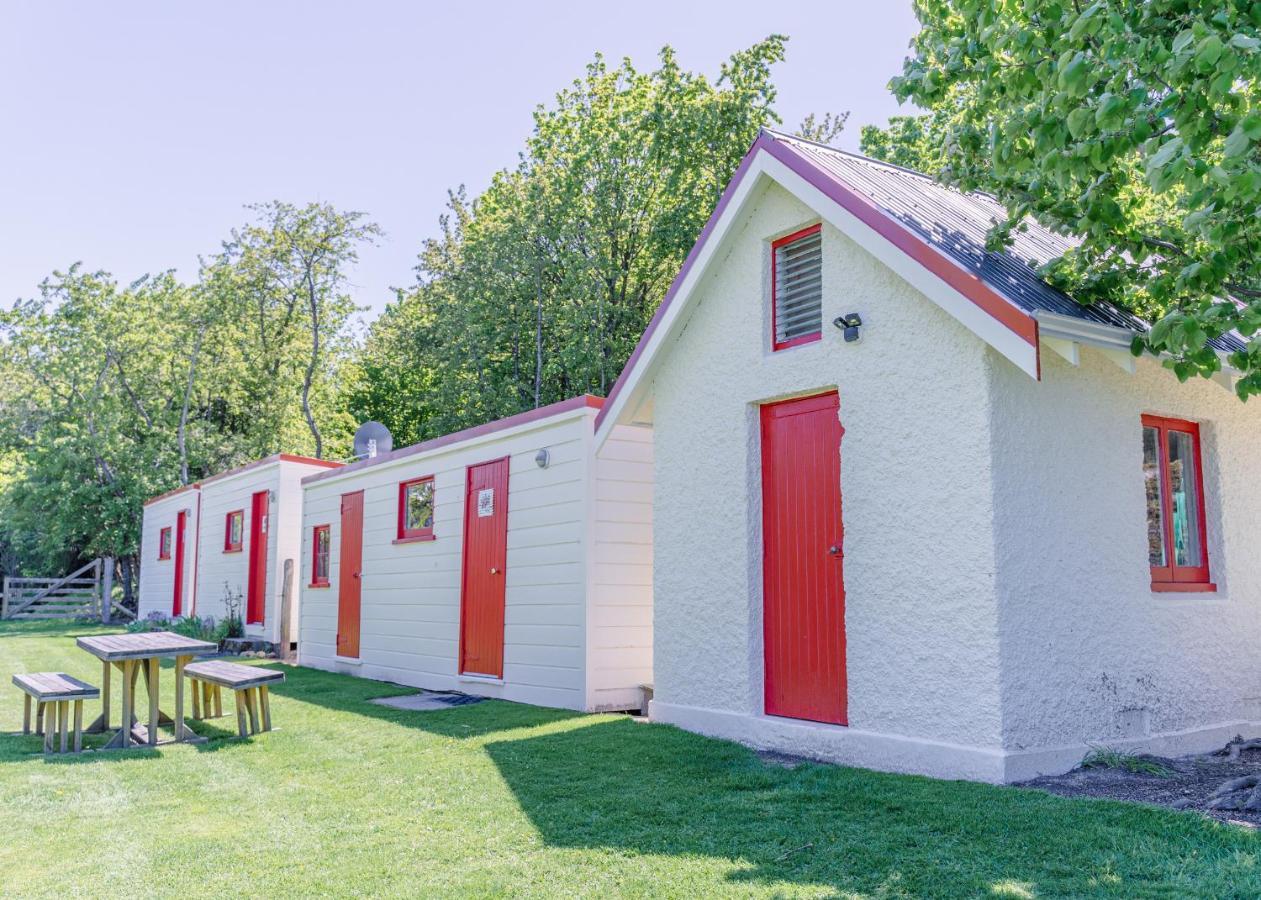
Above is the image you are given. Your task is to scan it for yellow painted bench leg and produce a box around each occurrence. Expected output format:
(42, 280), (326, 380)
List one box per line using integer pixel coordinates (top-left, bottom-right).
(73, 700), (83, 753)
(213, 685), (222, 718)
(22, 694), (31, 735)
(35, 700), (45, 736)
(191, 678), (202, 719)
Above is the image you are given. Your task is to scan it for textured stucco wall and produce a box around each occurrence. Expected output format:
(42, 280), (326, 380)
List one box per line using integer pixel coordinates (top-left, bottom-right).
(651, 179), (1005, 753)
(991, 345), (1261, 773)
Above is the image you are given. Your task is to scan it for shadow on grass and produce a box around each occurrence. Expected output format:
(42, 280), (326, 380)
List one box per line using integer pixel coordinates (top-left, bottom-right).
(479, 718), (1261, 897)
(262, 663), (584, 741)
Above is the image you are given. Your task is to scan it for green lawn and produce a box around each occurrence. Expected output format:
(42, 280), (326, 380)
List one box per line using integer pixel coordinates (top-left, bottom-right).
(1, 622), (1258, 898)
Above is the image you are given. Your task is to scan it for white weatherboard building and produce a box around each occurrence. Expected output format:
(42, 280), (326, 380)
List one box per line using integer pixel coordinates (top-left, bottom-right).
(298, 396), (654, 713)
(139, 484), (201, 621)
(594, 129), (1261, 783)
(139, 454), (342, 647)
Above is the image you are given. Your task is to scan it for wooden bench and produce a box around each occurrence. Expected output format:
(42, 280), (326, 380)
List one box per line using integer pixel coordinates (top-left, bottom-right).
(184, 661), (284, 738)
(13, 673), (100, 754)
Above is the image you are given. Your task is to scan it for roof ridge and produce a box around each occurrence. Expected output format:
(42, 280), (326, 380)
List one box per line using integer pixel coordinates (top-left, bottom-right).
(762, 128), (943, 184)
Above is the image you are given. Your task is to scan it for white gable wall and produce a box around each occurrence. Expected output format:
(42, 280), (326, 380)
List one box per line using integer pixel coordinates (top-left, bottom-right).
(195, 458), (331, 644)
(648, 180), (1007, 780)
(990, 345), (1261, 780)
(196, 465), (276, 632)
(586, 423), (654, 711)
(138, 488), (200, 621)
(299, 409), (633, 711)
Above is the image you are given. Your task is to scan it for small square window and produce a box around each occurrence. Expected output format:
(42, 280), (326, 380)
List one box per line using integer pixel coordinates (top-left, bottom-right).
(398, 477), (435, 540)
(772, 224), (823, 350)
(224, 510), (244, 552)
(311, 525), (330, 586)
(1141, 414), (1213, 591)
(158, 527), (172, 560)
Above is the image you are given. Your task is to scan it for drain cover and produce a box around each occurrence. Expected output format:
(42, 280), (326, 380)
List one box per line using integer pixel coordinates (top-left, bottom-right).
(371, 692), (485, 712)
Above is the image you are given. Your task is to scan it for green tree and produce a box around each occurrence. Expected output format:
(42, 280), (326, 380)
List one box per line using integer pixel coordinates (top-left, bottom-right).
(0, 202), (374, 594)
(353, 37), (845, 441)
(859, 112), (954, 177)
(891, 2), (1261, 395)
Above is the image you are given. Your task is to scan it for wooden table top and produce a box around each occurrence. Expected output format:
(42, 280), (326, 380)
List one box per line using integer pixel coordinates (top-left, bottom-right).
(76, 631), (218, 662)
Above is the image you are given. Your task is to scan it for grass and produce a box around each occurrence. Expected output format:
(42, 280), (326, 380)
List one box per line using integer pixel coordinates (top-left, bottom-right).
(1081, 746), (1175, 777)
(1, 621), (1259, 898)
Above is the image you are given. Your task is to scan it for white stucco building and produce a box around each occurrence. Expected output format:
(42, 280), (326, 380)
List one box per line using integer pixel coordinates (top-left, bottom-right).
(595, 129), (1261, 783)
(298, 397), (654, 713)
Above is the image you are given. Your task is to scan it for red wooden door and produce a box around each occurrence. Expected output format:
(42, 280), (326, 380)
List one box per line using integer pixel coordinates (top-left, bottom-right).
(459, 457), (510, 677)
(761, 391), (847, 725)
(336, 490), (364, 659)
(172, 510), (187, 616)
(246, 489), (269, 625)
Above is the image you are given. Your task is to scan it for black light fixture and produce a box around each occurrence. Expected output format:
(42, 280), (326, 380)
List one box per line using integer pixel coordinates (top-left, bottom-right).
(833, 313), (863, 343)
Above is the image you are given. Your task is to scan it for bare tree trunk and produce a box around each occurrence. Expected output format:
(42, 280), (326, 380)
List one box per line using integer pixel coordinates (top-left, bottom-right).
(533, 262), (544, 409)
(302, 269), (323, 459)
(178, 326), (206, 485)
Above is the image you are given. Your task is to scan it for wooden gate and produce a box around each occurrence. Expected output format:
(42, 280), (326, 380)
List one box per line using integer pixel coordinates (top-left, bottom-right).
(1, 559), (130, 621)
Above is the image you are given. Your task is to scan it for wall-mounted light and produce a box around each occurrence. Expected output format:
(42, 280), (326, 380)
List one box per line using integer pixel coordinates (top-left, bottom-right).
(833, 313), (863, 343)
(535, 448), (551, 469)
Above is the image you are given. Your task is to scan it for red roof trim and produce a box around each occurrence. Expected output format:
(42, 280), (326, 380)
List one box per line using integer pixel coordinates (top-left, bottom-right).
(595, 131), (1041, 431)
(199, 453), (343, 488)
(143, 483), (200, 508)
(302, 394), (604, 487)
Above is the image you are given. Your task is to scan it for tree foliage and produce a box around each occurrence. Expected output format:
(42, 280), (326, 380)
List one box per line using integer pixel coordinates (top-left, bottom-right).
(891, 1), (1261, 394)
(0, 203), (374, 588)
(352, 37), (843, 443)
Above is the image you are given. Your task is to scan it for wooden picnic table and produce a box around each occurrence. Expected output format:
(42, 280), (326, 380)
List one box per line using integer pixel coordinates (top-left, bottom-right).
(76, 632), (218, 749)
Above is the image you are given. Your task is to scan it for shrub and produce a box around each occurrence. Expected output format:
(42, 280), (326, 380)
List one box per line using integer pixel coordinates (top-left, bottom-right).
(1081, 746), (1173, 777)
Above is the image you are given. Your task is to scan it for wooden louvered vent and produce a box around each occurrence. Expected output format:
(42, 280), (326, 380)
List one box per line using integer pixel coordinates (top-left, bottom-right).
(772, 225), (823, 349)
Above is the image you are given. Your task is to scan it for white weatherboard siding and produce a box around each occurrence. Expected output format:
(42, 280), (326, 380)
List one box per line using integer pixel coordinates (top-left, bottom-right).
(990, 347), (1261, 781)
(196, 466), (276, 634)
(196, 458), (332, 645)
(587, 424), (654, 711)
(648, 180), (1007, 780)
(299, 406), (653, 712)
(138, 489), (200, 621)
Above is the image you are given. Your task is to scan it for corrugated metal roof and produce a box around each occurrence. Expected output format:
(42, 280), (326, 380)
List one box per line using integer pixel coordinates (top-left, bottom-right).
(767, 131), (1245, 354)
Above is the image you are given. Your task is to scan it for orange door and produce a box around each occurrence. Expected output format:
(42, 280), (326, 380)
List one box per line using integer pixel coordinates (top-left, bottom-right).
(761, 391), (847, 725)
(459, 457), (509, 677)
(336, 490), (364, 659)
(246, 490), (268, 624)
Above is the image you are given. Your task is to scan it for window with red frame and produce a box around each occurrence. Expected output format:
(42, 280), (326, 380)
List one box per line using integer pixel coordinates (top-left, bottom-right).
(158, 526), (172, 560)
(397, 477), (435, 541)
(1141, 414), (1213, 590)
(224, 509), (244, 552)
(311, 524), (330, 586)
(772, 224), (823, 351)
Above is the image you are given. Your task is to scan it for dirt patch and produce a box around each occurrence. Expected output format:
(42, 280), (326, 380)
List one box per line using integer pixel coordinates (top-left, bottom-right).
(1018, 744), (1261, 827)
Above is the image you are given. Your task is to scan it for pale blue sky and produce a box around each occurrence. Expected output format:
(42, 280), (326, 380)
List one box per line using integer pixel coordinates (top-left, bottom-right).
(0, 2), (919, 317)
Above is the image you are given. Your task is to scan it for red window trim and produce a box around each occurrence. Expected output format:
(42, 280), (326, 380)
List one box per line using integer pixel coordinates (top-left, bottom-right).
(397, 476), (436, 540)
(158, 526), (172, 560)
(1142, 414), (1214, 592)
(771, 223), (823, 352)
(310, 524), (331, 587)
(224, 509), (244, 553)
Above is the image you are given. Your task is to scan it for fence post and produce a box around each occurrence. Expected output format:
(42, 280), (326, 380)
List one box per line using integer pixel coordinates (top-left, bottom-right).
(101, 558), (114, 625)
(279, 559), (295, 661)
(2, 576), (8, 620)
